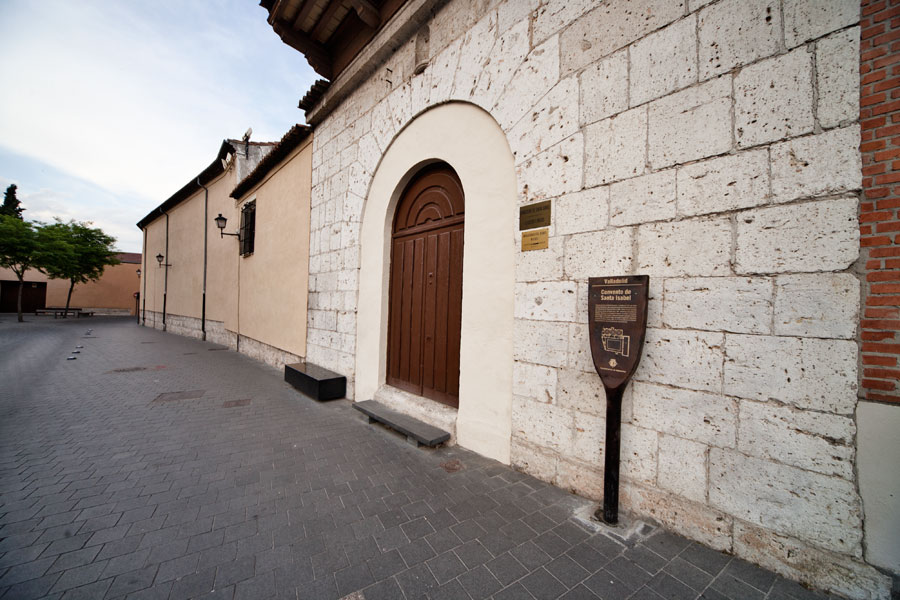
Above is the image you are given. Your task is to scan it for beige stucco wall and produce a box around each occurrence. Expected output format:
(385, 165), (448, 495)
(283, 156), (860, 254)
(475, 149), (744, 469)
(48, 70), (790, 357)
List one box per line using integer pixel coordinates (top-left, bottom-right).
(235, 138), (312, 359)
(0, 259), (141, 312)
(858, 401), (900, 573)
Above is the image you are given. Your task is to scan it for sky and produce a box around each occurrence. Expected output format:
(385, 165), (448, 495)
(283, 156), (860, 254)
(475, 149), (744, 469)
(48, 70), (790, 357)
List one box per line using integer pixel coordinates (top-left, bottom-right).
(0, 0), (318, 252)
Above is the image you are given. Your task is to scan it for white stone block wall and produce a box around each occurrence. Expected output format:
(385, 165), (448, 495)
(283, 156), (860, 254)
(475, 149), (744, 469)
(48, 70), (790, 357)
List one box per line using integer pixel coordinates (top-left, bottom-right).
(301, 0), (888, 595)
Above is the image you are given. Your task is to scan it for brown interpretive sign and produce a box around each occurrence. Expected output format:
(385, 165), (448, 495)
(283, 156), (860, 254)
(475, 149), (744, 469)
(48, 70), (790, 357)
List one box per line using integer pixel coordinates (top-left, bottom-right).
(588, 275), (649, 525)
(521, 228), (549, 251)
(519, 200), (552, 230)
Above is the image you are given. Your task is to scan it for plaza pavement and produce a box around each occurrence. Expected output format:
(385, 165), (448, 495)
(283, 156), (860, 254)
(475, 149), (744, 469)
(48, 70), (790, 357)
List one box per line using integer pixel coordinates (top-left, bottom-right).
(0, 315), (839, 600)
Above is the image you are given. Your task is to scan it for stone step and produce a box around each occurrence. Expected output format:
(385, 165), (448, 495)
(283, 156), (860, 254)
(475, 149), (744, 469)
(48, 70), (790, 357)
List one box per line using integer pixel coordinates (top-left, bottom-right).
(284, 362), (346, 401)
(353, 400), (451, 447)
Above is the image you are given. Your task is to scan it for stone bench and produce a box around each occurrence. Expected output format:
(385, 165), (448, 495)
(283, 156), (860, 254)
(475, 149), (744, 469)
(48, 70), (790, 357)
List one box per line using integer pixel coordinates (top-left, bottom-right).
(352, 399), (451, 447)
(284, 362), (346, 401)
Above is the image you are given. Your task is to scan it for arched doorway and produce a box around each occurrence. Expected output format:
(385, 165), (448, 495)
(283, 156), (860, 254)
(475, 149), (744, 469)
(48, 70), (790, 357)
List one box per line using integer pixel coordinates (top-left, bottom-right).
(387, 164), (464, 407)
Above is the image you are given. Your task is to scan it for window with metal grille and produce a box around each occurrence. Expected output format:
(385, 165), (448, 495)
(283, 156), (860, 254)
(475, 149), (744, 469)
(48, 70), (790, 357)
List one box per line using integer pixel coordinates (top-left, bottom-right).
(240, 201), (255, 256)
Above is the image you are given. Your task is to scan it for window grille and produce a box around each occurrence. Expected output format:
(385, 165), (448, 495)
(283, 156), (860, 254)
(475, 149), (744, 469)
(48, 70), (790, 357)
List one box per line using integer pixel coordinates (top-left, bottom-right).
(240, 202), (255, 256)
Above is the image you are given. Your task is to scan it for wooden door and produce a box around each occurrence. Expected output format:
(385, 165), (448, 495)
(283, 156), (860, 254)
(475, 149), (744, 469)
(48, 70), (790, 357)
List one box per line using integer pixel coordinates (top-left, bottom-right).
(387, 164), (464, 408)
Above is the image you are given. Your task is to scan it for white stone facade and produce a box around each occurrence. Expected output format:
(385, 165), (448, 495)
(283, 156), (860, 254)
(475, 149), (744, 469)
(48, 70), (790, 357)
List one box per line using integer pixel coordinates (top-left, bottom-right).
(301, 0), (888, 596)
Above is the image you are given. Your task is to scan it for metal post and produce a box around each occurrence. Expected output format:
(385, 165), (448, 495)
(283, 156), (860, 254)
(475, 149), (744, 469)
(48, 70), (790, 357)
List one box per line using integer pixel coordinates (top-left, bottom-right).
(597, 386), (624, 525)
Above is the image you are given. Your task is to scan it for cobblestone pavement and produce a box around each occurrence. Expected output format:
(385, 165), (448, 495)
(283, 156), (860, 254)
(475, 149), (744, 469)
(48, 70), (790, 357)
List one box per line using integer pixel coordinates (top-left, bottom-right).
(0, 316), (840, 600)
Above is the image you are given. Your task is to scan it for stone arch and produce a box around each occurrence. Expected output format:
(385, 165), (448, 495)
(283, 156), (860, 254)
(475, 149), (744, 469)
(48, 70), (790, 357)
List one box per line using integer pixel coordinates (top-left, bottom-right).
(356, 102), (516, 463)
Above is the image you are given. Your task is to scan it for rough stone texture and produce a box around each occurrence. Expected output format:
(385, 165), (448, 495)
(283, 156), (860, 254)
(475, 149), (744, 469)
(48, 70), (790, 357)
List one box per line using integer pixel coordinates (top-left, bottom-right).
(579, 50), (628, 126)
(676, 149), (770, 217)
(514, 281), (578, 322)
(508, 76), (579, 163)
(564, 227), (634, 279)
(620, 424), (658, 484)
(556, 368), (604, 416)
(738, 400), (856, 479)
(710, 449), (862, 555)
(609, 170), (676, 226)
(516, 235), (564, 282)
(663, 277), (773, 334)
(554, 187), (609, 236)
(630, 381), (736, 447)
(584, 107), (647, 186)
(513, 361), (557, 405)
(494, 35), (560, 132)
(774, 273), (860, 339)
(783, 0), (859, 48)
(735, 49), (815, 148)
(734, 522), (891, 600)
(637, 328), (725, 394)
(648, 76), (732, 169)
(770, 126), (861, 203)
(513, 319), (569, 368)
(724, 334), (858, 414)
(516, 133), (583, 200)
(657, 435), (708, 503)
(698, 0), (781, 79)
(735, 197), (860, 274)
(637, 216), (732, 277)
(818, 27), (860, 128)
(511, 396), (574, 453)
(629, 16), (698, 106)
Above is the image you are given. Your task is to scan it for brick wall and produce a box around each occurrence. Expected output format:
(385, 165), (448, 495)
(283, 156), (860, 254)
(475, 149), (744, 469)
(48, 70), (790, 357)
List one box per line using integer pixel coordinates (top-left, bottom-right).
(861, 0), (900, 404)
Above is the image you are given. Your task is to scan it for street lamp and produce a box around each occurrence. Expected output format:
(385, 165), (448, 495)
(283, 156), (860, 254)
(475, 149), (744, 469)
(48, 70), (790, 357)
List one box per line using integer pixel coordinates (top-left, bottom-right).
(156, 254), (172, 267)
(214, 214), (241, 240)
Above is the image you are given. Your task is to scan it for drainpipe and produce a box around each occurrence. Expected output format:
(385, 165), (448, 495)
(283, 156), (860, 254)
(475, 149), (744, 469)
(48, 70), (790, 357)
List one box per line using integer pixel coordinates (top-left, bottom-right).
(162, 209), (169, 332)
(198, 177), (209, 341)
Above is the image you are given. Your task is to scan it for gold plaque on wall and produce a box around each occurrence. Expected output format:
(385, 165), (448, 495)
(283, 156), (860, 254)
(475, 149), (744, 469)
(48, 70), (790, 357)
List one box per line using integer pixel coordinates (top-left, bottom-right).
(519, 200), (552, 231)
(522, 228), (549, 251)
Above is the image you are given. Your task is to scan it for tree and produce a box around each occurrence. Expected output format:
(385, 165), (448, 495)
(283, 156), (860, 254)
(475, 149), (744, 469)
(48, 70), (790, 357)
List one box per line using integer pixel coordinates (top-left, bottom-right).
(0, 215), (61, 322)
(41, 220), (119, 316)
(0, 184), (24, 219)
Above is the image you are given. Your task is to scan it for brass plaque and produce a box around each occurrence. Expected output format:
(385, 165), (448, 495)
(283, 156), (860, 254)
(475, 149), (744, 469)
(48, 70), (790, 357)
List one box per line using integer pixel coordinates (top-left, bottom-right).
(522, 228), (549, 251)
(519, 200), (552, 231)
(588, 275), (649, 391)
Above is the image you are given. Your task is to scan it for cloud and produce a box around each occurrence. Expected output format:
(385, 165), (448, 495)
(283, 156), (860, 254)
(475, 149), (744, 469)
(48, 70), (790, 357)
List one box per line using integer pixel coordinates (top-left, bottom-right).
(0, 0), (315, 213)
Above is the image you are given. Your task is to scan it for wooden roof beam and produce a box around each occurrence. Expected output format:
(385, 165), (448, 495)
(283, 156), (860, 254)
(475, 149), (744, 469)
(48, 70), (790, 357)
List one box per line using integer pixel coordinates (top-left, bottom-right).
(351, 0), (380, 28)
(273, 22), (333, 79)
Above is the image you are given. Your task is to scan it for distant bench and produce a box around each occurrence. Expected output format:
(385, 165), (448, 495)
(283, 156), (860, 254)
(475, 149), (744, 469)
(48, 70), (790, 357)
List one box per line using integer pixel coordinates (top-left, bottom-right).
(35, 308), (95, 318)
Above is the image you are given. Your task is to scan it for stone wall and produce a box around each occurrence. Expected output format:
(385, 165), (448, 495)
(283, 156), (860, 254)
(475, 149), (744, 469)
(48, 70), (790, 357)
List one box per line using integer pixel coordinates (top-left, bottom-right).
(303, 0), (889, 595)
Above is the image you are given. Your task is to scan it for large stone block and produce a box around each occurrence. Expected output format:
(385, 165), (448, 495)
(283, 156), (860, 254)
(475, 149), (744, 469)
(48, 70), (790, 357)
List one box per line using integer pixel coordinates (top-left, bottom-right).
(513, 361), (558, 404)
(494, 35), (560, 132)
(734, 521), (891, 600)
(817, 27), (859, 129)
(621, 424), (658, 484)
(471, 19), (530, 112)
(676, 148), (769, 218)
(734, 197), (859, 274)
(517, 134), (583, 200)
(451, 11), (498, 101)
(620, 481), (734, 552)
(532, 0), (595, 46)
(511, 438), (559, 483)
(609, 170), (676, 226)
(497, 0), (538, 35)
(514, 319), (570, 368)
(770, 126), (861, 203)
(508, 76), (580, 163)
(663, 277), (773, 334)
(516, 235), (564, 282)
(698, 0), (781, 79)
(735, 49), (814, 148)
(514, 281), (578, 322)
(738, 400), (855, 479)
(559, 0), (686, 76)
(555, 186), (610, 236)
(774, 273), (860, 339)
(631, 380), (736, 447)
(579, 50), (628, 126)
(511, 395), (574, 453)
(636, 328), (725, 393)
(567, 322), (594, 374)
(564, 227), (634, 279)
(584, 107), (647, 186)
(428, 38), (462, 105)
(557, 368), (605, 416)
(570, 412), (605, 465)
(724, 334), (857, 414)
(709, 449), (862, 554)
(658, 435), (708, 503)
(637, 216), (732, 277)
(648, 77), (732, 169)
(629, 15), (698, 106)
(783, 0), (859, 48)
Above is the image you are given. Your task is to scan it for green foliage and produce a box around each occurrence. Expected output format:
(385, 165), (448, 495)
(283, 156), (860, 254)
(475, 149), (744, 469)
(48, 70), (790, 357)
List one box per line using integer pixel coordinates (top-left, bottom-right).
(41, 220), (119, 285)
(0, 214), (39, 279)
(0, 184), (24, 219)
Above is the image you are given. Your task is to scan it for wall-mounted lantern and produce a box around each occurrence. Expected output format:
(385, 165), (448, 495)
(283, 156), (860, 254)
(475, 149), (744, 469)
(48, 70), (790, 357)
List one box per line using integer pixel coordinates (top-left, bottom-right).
(156, 254), (172, 267)
(214, 214), (241, 240)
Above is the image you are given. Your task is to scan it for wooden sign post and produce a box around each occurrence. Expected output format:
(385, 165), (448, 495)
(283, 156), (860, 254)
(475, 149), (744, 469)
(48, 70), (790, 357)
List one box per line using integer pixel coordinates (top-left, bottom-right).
(588, 275), (649, 525)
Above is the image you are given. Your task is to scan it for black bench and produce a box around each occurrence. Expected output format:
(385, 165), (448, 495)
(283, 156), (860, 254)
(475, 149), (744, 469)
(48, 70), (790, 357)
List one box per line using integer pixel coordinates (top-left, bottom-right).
(284, 362), (346, 401)
(353, 400), (451, 447)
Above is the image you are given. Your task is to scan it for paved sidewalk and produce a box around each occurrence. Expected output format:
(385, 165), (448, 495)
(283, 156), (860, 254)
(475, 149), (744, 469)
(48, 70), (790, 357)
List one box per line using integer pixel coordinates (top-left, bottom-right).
(0, 316), (838, 600)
